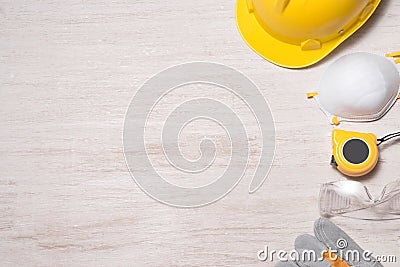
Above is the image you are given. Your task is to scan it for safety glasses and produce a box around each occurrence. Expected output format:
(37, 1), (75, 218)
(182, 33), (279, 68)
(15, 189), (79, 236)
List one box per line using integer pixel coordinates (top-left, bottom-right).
(319, 180), (400, 220)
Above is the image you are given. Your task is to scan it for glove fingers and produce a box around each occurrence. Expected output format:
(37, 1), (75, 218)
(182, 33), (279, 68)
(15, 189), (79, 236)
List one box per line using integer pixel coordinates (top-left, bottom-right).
(314, 218), (384, 267)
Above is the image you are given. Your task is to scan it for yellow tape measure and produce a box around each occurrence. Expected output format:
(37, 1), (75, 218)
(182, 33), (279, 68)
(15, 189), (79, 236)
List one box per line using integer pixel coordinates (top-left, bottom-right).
(331, 129), (400, 176)
(331, 130), (379, 177)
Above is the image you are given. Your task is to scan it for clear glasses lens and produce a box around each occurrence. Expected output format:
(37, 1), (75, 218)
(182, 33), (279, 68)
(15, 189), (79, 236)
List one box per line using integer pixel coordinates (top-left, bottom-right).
(319, 180), (400, 220)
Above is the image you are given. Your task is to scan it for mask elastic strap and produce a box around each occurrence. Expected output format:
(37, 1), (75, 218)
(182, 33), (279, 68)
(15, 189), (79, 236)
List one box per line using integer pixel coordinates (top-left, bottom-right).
(385, 52), (400, 64)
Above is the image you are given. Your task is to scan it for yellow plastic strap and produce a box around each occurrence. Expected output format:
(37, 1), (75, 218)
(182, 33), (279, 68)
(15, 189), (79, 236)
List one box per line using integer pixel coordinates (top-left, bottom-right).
(386, 52), (400, 64)
(398, 93), (400, 99)
(332, 116), (340, 126)
(323, 250), (350, 267)
(307, 92), (318, 98)
(386, 52), (400, 58)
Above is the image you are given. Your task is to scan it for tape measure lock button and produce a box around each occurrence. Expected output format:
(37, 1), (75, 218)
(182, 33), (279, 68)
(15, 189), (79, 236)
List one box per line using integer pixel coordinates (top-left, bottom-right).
(330, 155), (338, 167)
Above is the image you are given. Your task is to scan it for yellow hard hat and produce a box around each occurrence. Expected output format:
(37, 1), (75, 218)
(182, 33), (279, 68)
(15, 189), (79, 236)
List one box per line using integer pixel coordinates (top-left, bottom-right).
(236, 0), (381, 69)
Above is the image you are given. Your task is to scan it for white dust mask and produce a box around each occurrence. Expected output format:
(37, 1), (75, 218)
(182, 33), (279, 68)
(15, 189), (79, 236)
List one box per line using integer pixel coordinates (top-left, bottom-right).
(308, 52), (400, 125)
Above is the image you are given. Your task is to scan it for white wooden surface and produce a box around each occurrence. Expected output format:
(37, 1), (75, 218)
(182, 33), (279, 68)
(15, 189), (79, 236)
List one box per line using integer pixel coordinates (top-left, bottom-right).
(0, 1), (399, 266)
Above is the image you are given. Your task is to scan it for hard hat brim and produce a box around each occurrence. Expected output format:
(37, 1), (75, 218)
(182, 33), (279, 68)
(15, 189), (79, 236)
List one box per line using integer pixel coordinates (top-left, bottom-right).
(236, 0), (381, 69)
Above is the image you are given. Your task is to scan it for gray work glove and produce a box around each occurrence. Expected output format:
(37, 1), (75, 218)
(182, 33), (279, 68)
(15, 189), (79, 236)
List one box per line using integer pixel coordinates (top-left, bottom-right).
(275, 218), (384, 267)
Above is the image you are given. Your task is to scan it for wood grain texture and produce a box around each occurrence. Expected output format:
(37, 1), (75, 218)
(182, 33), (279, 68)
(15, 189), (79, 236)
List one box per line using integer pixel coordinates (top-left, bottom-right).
(0, 0), (399, 266)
